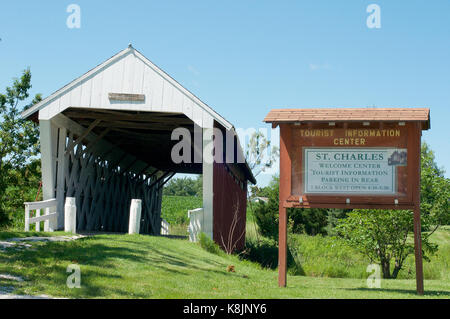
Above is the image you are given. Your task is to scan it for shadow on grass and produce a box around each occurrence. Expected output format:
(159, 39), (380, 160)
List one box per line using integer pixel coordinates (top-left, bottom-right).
(343, 287), (450, 297)
(162, 235), (188, 240)
(0, 234), (238, 298)
(0, 231), (62, 240)
(115, 235), (229, 269)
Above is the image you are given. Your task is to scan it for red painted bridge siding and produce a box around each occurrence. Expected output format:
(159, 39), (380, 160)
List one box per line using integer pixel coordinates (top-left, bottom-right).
(213, 162), (247, 252)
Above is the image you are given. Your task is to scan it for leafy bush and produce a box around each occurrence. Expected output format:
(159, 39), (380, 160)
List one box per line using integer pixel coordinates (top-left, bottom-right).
(198, 232), (222, 255)
(1, 160), (41, 230)
(253, 201), (279, 240)
(241, 237), (278, 269)
(252, 176), (330, 238)
(325, 209), (349, 236)
(241, 236), (296, 270)
(288, 208), (329, 236)
(251, 176), (279, 239)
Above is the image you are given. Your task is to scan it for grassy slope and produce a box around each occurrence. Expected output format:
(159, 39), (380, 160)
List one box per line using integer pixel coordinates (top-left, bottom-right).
(0, 232), (449, 299)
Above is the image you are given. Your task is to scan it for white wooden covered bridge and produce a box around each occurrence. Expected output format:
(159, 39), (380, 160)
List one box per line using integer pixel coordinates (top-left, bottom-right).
(21, 45), (255, 248)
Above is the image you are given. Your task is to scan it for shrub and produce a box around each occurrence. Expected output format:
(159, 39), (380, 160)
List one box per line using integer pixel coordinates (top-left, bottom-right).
(241, 237), (279, 269)
(288, 208), (329, 236)
(253, 201), (279, 239)
(241, 236), (297, 271)
(252, 177), (280, 239)
(252, 176), (330, 237)
(198, 232), (222, 255)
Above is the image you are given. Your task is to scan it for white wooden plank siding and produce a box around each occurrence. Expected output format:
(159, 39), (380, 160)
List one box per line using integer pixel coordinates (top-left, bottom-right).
(163, 80), (174, 113)
(132, 56), (145, 96)
(170, 89), (180, 114)
(70, 82), (82, 108)
(151, 71), (164, 112)
(122, 53), (135, 94)
(25, 46), (232, 131)
(80, 78), (92, 107)
(90, 70), (103, 107)
(59, 85), (71, 114)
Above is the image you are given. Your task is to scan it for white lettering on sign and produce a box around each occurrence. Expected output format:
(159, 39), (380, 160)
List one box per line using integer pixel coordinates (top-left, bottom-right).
(303, 148), (407, 195)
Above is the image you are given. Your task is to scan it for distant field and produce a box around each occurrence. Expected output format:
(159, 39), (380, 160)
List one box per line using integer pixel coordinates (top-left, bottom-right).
(161, 195), (202, 226)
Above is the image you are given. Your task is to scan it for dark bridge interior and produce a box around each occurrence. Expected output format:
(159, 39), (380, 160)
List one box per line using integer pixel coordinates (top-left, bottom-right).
(62, 107), (203, 174)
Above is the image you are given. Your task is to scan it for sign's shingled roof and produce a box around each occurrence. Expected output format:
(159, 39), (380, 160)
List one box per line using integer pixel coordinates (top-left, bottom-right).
(264, 108), (430, 130)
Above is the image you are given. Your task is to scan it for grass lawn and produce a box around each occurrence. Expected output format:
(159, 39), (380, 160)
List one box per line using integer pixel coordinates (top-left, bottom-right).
(0, 231), (449, 299)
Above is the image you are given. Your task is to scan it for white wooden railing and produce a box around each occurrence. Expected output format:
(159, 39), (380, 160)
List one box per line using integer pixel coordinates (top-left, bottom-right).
(24, 199), (58, 232)
(161, 219), (170, 235)
(187, 208), (204, 242)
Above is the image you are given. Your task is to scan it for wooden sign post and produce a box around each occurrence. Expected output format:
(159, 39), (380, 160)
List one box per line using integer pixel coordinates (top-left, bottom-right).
(264, 108), (430, 295)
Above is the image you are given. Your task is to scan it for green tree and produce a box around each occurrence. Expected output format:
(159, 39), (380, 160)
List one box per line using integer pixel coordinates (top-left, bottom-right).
(3, 159), (42, 228)
(325, 209), (348, 236)
(245, 131), (279, 242)
(420, 142), (450, 230)
(250, 184), (273, 199)
(253, 176), (280, 239)
(0, 69), (41, 226)
(245, 131), (279, 180)
(335, 141), (449, 279)
(335, 209), (437, 279)
(288, 208), (329, 236)
(163, 175), (202, 197)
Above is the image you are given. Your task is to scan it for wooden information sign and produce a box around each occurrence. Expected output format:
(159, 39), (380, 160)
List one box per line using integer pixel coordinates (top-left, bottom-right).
(264, 108), (430, 295)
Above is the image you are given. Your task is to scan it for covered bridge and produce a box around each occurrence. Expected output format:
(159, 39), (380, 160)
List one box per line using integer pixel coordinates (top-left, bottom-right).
(21, 45), (255, 250)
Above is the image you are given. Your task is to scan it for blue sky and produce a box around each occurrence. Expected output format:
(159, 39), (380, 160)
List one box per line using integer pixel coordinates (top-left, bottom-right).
(1, 1), (449, 185)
